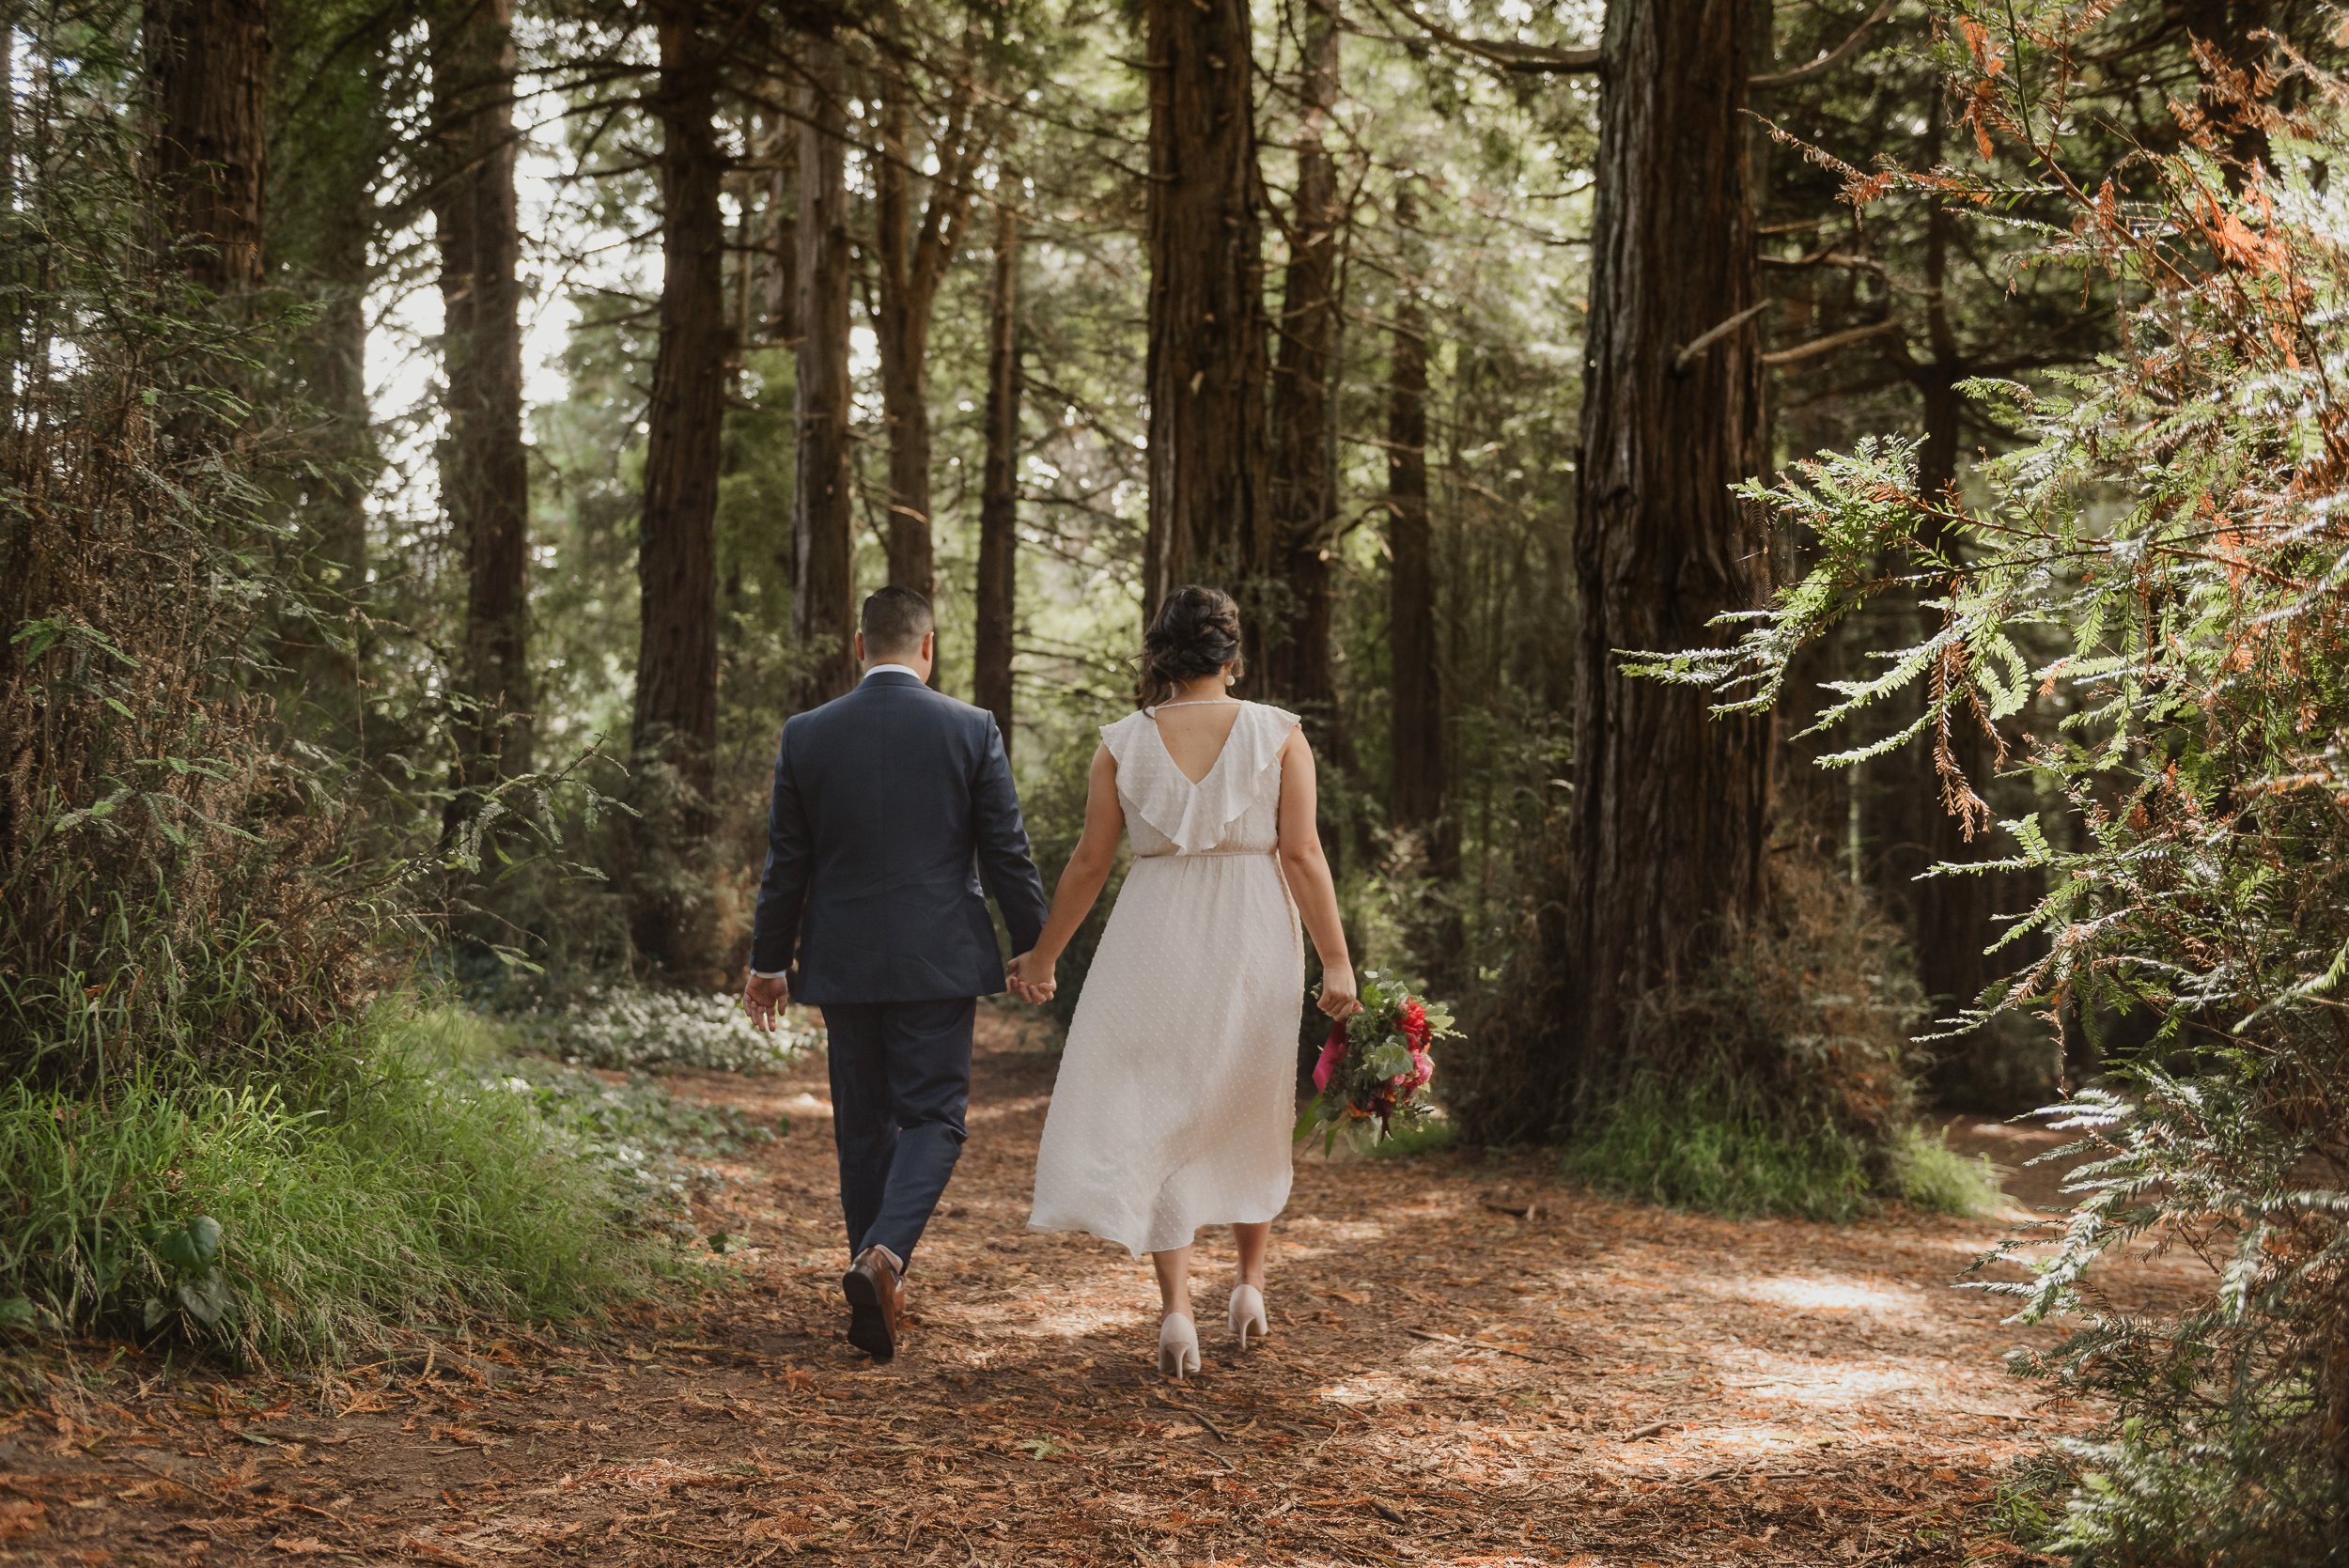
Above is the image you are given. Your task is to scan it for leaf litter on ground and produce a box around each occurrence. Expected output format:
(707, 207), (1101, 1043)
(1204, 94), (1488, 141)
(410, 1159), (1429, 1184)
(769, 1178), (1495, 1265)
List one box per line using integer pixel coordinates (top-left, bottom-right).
(0, 1006), (2210, 1566)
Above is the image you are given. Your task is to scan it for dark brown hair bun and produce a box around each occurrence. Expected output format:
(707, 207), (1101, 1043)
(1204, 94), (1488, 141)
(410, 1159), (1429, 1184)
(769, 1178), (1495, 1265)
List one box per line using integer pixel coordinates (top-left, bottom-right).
(1140, 585), (1242, 705)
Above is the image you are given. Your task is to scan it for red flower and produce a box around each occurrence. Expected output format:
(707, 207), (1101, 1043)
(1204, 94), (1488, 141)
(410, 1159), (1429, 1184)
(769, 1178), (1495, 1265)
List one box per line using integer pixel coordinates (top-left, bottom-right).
(1400, 999), (1428, 1043)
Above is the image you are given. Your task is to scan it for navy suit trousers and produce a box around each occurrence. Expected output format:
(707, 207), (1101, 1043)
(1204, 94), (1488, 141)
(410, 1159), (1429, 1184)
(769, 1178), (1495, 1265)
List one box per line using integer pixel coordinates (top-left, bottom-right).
(822, 998), (975, 1270)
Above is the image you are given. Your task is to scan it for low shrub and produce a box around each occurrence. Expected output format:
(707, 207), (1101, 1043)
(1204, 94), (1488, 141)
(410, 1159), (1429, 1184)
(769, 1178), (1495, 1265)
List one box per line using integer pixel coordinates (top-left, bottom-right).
(1368, 1117), (1460, 1159)
(514, 985), (822, 1074)
(0, 1000), (798, 1364)
(1886, 1124), (2003, 1219)
(1558, 855), (1996, 1221)
(1563, 1076), (1877, 1223)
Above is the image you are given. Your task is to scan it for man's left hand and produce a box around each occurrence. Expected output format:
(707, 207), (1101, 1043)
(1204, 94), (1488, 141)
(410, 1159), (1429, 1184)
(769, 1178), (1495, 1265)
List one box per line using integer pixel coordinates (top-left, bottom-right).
(744, 971), (790, 1032)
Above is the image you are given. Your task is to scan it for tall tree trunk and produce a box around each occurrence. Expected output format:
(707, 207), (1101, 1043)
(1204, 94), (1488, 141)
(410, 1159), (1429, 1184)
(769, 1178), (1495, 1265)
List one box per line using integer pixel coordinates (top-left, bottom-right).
(870, 66), (983, 677)
(434, 0), (530, 786)
(973, 195), (1021, 753)
(628, 0), (727, 973)
(1142, 0), (1268, 611)
(3, 12), (22, 437)
(871, 90), (935, 606)
(1387, 183), (1444, 851)
(151, 0), (269, 295)
(1260, 0), (1340, 730)
(761, 108), (796, 342)
(794, 33), (857, 709)
(1532, 0), (1771, 1135)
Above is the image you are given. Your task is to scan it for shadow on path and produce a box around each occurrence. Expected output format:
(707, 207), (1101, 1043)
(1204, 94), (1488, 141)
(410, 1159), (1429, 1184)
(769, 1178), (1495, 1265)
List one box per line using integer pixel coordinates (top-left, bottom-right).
(2, 1007), (2209, 1566)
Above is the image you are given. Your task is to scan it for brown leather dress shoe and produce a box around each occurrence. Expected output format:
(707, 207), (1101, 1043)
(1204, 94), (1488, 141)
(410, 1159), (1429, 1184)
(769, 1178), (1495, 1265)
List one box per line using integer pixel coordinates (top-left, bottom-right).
(842, 1247), (904, 1361)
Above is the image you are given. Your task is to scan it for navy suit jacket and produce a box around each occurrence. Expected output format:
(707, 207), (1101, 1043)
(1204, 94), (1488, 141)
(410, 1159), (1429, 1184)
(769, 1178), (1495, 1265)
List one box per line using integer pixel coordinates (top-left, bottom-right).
(750, 672), (1050, 1004)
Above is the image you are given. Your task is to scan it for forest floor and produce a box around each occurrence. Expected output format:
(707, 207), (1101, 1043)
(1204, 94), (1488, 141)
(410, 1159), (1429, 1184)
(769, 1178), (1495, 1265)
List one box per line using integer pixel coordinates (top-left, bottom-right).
(2, 1008), (2213, 1568)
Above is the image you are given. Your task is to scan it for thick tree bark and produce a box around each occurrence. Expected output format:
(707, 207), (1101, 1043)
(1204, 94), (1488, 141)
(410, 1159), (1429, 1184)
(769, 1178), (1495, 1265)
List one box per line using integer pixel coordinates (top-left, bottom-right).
(1387, 184), (1444, 846)
(627, 0), (728, 971)
(973, 196), (1021, 754)
(1142, 0), (1268, 611)
(1544, 0), (1772, 1130)
(870, 70), (982, 660)
(1260, 0), (1341, 730)
(761, 109), (795, 343)
(434, 0), (530, 785)
(152, 0), (269, 294)
(793, 34), (857, 709)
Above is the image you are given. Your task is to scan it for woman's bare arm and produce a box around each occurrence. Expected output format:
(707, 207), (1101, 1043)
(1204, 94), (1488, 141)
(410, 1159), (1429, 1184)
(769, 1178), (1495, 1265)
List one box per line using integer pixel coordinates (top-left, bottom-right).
(1274, 728), (1361, 1019)
(1006, 744), (1124, 1001)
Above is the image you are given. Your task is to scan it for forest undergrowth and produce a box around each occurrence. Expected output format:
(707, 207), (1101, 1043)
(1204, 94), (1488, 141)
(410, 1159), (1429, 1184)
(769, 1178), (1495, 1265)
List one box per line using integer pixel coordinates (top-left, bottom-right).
(0, 1009), (2216, 1567)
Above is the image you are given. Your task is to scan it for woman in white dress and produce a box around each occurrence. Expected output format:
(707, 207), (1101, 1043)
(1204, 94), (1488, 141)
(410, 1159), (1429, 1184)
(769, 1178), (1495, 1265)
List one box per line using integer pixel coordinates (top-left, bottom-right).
(1009, 586), (1361, 1376)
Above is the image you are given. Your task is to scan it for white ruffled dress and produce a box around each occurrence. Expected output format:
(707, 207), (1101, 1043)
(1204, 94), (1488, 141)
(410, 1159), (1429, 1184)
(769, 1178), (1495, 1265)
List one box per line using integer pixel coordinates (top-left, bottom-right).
(1028, 701), (1306, 1257)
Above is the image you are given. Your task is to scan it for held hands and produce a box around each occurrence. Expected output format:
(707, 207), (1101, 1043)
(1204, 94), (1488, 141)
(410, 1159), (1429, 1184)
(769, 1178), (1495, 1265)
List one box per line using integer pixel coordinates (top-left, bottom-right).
(1006, 951), (1058, 1006)
(742, 971), (790, 1032)
(1316, 963), (1363, 1022)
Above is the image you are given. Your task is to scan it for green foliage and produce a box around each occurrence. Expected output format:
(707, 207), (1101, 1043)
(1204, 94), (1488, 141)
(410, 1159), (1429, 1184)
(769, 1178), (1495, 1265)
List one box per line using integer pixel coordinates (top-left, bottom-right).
(1366, 1117), (1460, 1159)
(0, 1010), (668, 1363)
(1886, 1125), (2003, 1219)
(1644, 15), (2349, 1558)
(1563, 1076), (1877, 1223)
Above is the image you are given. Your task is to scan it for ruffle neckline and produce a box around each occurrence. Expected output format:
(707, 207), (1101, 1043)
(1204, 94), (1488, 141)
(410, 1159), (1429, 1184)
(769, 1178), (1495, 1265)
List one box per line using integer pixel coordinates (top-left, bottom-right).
(1102, 702), (1299, 854)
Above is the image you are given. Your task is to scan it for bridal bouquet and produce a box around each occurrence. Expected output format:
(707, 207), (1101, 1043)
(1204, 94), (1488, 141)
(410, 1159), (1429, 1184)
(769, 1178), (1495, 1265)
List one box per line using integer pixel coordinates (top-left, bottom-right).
(1295, 969), (1458, 1153)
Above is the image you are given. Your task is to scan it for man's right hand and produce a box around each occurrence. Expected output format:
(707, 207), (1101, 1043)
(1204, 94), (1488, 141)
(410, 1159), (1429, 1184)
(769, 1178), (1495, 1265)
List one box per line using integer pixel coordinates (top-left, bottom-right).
(743, 971), (790, 1032)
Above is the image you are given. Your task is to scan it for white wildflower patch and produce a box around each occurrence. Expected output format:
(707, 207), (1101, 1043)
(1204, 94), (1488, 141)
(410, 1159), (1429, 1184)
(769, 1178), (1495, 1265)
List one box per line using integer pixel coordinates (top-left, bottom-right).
(521, 986), (824, 1074)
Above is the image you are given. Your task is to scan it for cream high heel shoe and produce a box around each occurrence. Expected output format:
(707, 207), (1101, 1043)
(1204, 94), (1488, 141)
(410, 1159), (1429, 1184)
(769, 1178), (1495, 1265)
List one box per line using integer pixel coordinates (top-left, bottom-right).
(1158, 1312), (1201, 1377)
(1228, 1284), (1268, 1350)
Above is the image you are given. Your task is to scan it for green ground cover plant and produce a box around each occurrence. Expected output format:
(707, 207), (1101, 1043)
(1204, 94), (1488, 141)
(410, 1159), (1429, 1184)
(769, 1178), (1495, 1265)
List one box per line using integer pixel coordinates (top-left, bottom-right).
(0, 1011), (654, 1362)
(0, 1002), (800, 1363)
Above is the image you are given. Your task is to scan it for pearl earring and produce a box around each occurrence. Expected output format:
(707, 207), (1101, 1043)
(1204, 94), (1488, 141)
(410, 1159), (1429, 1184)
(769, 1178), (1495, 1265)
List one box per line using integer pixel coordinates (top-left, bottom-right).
(1223, 673), (1235, 688)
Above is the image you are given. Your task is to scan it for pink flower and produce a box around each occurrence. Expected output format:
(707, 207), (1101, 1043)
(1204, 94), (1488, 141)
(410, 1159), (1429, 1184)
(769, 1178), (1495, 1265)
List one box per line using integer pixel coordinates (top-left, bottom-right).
(1313, 1024), (1348, 1093)
(1391, 1048), (1434, 1094)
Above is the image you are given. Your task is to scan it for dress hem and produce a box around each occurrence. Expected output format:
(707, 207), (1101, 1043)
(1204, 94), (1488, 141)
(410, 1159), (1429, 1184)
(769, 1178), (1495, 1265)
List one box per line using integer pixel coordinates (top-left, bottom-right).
(1025, 1201), (1290, 1261)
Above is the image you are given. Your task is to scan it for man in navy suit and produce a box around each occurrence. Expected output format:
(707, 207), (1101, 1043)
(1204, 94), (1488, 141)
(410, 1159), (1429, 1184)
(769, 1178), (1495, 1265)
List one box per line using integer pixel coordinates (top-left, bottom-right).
(742, 587), (1050, 1361)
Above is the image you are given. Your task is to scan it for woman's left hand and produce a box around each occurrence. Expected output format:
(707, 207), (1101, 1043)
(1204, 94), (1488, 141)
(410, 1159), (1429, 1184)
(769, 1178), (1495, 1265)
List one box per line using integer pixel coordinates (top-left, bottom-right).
(1317, 964), (1361, 1021)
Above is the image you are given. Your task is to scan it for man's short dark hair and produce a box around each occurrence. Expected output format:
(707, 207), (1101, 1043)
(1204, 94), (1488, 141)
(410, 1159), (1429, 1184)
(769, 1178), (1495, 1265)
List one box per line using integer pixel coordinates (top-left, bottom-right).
(861, 585), (935, 658)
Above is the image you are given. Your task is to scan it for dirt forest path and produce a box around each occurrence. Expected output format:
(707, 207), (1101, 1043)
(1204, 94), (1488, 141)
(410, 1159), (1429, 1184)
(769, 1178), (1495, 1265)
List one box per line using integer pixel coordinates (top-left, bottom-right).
(7, 1010), (2212, 1568)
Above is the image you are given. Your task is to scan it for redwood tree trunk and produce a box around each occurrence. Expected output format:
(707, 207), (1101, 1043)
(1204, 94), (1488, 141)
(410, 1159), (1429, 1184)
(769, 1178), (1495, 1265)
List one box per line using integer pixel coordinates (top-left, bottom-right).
(1387, 183), (1444, 846)
(1260, 0), (1340, 728)
(434, 0), (530, 785)
(1142, 0), (1268, 612)
(1544, 0), (1772, 1131)
(872, 91), (935, 607)
(628, 0), (727, 971)
(151, 0), (269, 294)
(973, 197), (1021, 753)
(761, 108), (795, 342)
(794, 34), (857, 709)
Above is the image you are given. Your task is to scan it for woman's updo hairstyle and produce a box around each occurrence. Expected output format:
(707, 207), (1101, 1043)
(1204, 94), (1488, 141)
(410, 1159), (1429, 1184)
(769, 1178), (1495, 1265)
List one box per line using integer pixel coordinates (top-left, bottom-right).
(1140, 584), (1242, 706)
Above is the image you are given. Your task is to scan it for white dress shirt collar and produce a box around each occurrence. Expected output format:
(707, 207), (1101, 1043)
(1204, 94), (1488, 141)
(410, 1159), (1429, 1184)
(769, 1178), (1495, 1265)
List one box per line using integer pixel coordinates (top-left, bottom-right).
(863, 662), (924, 682)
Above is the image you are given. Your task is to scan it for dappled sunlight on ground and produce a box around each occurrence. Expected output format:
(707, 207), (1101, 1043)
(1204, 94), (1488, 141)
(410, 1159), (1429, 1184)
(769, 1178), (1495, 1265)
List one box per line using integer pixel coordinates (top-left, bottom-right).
(3, 1007), (2216, 1566)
